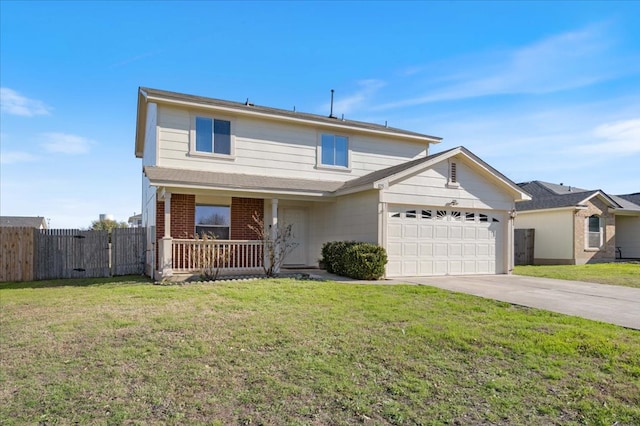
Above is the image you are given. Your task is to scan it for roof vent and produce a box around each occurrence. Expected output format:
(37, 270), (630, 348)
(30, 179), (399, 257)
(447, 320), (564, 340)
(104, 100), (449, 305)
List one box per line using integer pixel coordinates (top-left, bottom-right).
(329, 89), (337, 119)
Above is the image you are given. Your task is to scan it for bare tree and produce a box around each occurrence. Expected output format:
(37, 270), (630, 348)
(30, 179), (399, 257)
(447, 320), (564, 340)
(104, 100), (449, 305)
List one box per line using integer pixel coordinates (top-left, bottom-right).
(248, 212), (298, 277)
(189, 233), (231, 281)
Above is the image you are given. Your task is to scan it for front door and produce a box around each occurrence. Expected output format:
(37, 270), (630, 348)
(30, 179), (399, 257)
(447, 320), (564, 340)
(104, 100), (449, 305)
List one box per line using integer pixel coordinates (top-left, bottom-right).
(281, 208), (306, 266)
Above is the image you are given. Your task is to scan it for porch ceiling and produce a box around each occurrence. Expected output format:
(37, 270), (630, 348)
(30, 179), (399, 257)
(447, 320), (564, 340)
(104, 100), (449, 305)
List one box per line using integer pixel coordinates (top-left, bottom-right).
(144, 166), (344, 195)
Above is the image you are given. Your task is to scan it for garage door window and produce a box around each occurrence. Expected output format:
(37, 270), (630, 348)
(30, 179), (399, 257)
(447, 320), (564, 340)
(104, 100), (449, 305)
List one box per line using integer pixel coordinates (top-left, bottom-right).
(421, 210), (432, 219)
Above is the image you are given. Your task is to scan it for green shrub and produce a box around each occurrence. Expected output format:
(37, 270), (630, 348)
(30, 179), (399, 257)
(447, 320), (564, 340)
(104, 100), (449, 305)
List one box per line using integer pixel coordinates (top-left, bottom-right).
(321, 241), (387, 280)
(343, 243), (388, 280)
(321, 241), (357, 274)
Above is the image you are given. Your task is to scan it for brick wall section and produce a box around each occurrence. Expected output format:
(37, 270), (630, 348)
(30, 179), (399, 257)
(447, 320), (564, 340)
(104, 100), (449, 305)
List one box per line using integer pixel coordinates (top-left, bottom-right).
(155, 194), (196, 241)
(231, 197), (264, 240)
(573, 197), (615, 264)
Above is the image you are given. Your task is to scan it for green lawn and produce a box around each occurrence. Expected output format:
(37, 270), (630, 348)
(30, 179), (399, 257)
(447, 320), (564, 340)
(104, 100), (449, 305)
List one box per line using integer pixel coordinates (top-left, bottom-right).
(514, 263), (640, 288)
(1, 276), (639, 425)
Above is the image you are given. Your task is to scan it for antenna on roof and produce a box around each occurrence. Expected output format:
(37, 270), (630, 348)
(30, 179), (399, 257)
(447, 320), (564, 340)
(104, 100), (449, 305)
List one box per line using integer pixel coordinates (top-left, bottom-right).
(293, 106), (296, 112)
(329, 89), (337, 119)
(245, 98), (249, 105)
(385, 120), (388, 128)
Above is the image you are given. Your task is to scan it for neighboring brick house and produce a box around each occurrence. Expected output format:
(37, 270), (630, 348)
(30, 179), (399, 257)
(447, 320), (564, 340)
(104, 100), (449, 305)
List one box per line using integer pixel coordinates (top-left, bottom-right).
(135, 87), (530, 280)
(515, 181), (640, 264)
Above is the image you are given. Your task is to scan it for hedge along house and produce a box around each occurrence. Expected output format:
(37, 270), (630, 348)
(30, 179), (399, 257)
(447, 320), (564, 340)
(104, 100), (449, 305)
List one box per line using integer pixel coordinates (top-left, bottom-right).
(135, 87), (530, 280)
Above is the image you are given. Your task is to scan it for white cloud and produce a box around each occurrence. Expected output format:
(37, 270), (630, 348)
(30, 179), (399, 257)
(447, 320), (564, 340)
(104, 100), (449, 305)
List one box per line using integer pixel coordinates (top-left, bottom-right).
(378, 23), (636, 109)
(40, 133), (94, 154)
(0, 151), (38, 164)
(0, 87), (51, 116)
(325, 79), (385, 116)
(576, 118), (640, 155)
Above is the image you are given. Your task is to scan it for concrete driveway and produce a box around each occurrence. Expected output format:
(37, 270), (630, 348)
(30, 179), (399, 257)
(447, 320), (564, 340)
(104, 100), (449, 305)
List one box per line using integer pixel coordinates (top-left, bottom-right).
(400, 274), (640, 330)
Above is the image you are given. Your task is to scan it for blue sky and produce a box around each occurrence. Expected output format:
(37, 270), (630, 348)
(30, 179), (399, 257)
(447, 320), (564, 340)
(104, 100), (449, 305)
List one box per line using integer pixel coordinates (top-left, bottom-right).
(1, 1), (639, 228)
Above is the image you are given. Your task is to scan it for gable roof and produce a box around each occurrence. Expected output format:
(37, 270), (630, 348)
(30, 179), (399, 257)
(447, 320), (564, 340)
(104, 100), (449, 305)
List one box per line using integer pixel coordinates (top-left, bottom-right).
(516, 181), (640, 213)
(136, 87), (442, 158)
(0, 216), (47, 228)
(337, 146), (530, 200)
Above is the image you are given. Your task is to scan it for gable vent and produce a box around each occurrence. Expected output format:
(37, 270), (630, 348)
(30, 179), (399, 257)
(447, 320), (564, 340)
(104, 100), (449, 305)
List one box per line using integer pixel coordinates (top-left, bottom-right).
(450, 162), (457, 183)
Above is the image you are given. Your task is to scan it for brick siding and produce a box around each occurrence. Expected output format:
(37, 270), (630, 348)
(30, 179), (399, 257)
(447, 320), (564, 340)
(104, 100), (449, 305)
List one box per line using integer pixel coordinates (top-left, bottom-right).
(155, 193), (196, 241)
(231, 197), (264, 240)
(573, 197), (615, 264)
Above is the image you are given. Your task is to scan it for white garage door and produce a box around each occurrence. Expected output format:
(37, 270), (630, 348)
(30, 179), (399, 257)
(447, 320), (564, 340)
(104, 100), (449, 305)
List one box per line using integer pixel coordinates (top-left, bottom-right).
(386, 206), (504, 277)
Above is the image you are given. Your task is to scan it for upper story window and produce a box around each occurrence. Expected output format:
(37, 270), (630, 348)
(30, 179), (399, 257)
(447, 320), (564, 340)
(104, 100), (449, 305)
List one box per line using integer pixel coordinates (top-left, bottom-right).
(320, 133), (349, 168)
(191, 115), (233, 157)
(586, 215), (602, 249)
(195, 205), (230, 239)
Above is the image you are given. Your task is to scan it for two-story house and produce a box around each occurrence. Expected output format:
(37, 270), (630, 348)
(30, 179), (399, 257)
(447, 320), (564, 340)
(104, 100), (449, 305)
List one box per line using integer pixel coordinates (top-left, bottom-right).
(135, 87), (530, 280)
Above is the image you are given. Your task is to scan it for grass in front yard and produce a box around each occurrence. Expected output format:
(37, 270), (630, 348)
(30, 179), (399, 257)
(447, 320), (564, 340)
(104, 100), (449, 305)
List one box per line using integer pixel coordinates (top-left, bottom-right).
(514, 263), (640, 288)
(1, 276), (639, 424)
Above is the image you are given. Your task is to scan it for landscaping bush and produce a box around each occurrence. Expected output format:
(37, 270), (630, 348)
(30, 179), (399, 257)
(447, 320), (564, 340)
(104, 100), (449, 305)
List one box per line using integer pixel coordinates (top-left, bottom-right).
(321, 241), (387, 280)
(321, 240), (357, 274)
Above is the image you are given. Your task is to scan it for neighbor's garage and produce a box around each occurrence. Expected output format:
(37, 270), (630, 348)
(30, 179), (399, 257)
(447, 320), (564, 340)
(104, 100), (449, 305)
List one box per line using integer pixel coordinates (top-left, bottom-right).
(386, 205), (504, 277)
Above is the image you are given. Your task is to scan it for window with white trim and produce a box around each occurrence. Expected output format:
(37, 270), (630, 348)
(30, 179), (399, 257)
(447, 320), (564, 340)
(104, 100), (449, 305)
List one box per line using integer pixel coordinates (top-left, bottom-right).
(587, 215), (602, 248)
(195, 205), (230, 239)
(319, 133), (349, 168)
(192, 115), (232, 156)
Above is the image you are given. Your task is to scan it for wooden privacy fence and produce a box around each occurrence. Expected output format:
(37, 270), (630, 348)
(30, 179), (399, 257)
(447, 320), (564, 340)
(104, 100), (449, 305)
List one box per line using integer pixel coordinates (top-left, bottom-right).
(111, 227), (146, 276)
(0, 227), (35, 281)
(34, 229), (110, 280)
(0, 227), (147, 282)
(514, 228), (535, 266)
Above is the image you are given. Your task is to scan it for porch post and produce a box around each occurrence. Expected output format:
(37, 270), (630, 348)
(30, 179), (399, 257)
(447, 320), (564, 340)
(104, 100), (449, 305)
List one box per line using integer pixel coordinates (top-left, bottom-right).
(271, 198), (279, 272)
(161, 191), (173, 278)
(164, 192), (171, 238)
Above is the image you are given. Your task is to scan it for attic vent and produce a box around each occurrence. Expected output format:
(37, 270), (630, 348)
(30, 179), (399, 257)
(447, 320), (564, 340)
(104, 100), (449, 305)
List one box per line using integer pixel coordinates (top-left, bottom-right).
(450, 162), (457, 183)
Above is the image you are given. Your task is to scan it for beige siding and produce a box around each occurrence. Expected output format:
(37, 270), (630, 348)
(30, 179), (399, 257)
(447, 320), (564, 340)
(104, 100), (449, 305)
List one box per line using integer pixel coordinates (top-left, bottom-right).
(155, 105), (427, 181)
(515, 210), (574, 261)
(381, 157), (513, 210)
(616, 215), (640, 258)
(141, 103), (159, 275)
(143, 103), (158, 167)
(307, 191), (379, 265)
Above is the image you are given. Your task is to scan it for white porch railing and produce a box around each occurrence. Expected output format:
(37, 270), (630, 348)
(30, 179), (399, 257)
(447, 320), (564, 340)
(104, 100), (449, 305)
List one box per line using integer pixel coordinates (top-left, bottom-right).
(171, 239), (264, 274)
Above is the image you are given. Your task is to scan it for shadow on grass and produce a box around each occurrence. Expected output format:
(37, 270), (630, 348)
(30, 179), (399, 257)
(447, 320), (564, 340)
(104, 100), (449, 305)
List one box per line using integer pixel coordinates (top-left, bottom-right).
(0, 275), (152, 290)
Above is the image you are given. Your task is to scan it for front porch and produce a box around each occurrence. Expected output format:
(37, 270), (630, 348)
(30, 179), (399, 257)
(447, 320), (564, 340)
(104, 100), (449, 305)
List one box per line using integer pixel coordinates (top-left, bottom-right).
(171, 238), (265, 274)
(154, 191), (303, 280)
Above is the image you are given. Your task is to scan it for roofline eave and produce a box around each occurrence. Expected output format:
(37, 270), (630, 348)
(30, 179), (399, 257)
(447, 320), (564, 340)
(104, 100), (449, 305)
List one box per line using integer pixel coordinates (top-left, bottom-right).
(148, 180), (336, 199)
(142, 90), (442, 144)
